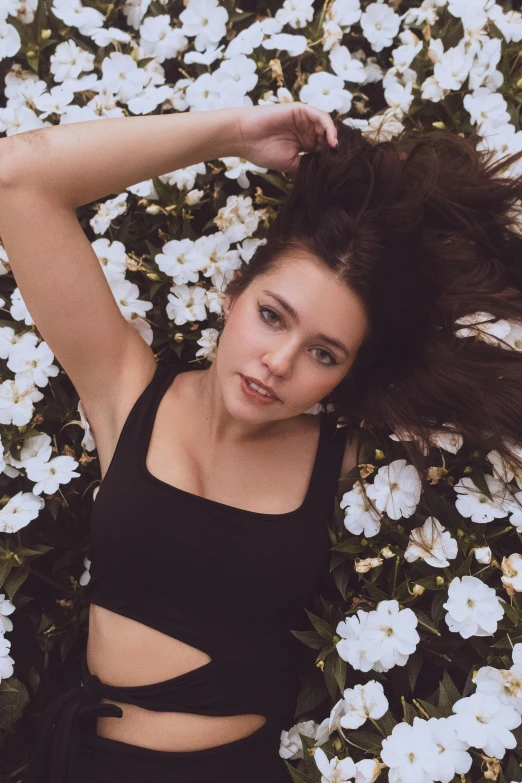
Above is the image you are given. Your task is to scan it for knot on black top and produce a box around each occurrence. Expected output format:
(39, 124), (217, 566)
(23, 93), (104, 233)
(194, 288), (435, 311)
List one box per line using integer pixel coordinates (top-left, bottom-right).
(80, 672), (106, 705)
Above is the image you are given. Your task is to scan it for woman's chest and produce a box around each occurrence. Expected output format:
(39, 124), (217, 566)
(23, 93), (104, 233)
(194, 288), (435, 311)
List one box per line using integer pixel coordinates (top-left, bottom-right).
(143, 402), (324, 516)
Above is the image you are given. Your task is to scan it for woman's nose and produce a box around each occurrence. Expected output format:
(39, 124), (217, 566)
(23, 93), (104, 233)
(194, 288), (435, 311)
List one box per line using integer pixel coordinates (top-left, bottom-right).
(262, 343), (296, 378)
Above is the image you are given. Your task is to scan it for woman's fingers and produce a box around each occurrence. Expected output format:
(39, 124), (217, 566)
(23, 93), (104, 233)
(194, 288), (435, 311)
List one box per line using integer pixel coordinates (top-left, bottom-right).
(308, 106), (338, 147)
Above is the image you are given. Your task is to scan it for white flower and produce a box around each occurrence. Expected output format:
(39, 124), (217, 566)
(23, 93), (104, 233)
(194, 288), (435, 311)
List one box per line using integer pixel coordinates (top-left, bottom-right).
(340, 481), (382, 537)
(500, 553), (522, 592)
(336, 600), (420, 674)
(454, 312), (511, 345)
(336, 610), (377, 673)
(512, 643), (522, 665)
(443, 576), (505, 638)
(340, 680), (388, 729)
(316, 698), (347, 745)
(314, 747), (357, 783)
(454, 475), (511, 523)
(359, 2), (401, 54)
(0, 594), (15, 634)
(24, 454), (81, 496)
(279, 719), (318, 760)
(366, 459), (422, 520)
(380, 718), (439, 783)
(450, 693), (521, 759)
(474, 664), (522, 715)
(0, 634), (14, 682)
(474, 546), (492, 564)
(404, 517), (458, 568)
(425, 716), (472, 783)
(363, 600), (420, 670)
(354, 758), (381, 783)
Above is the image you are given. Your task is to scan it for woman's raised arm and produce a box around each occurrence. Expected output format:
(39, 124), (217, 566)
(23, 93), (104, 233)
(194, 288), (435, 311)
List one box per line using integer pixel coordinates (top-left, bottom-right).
(0, 108), (242, 436)
(0, 108), (241, 208)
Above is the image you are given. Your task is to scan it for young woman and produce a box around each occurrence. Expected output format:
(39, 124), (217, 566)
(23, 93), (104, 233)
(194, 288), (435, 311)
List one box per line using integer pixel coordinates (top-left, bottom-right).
(1, 103), (522, 782)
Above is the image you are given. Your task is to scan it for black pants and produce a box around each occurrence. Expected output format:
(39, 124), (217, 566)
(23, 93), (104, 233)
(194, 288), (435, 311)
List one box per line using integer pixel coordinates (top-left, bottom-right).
(74, 715), (294, 783)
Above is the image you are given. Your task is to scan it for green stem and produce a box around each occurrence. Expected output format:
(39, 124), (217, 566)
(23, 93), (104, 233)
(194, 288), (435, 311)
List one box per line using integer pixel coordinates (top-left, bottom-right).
(369, 717), (386, 737)
(392, 555), (400, 595)
(22, 562), (68, 592)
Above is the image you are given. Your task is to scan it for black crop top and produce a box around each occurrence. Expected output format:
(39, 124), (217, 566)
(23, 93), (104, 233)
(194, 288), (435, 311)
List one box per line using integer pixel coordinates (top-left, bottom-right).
(21, 361), (347, 783)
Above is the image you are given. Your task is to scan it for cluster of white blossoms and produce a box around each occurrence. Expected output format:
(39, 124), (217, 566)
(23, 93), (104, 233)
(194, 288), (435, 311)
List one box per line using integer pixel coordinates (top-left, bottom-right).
(335, 599), (420, 673)
(0, 593), (15, 683)
(0, 0), (521, 774)
(280, 644), (522, 783)
(340, 459), (422, 539)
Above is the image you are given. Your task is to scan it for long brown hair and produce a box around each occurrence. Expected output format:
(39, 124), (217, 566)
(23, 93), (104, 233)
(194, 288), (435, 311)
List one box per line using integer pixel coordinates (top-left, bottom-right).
(220, 123), (522, 497)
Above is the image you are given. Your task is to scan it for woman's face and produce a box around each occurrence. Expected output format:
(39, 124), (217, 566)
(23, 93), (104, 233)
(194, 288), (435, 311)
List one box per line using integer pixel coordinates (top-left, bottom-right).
(216, 253), (370, 423)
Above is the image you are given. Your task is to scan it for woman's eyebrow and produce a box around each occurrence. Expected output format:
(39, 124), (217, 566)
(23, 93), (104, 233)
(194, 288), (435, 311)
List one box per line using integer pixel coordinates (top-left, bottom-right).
(261, 289), (350, 356)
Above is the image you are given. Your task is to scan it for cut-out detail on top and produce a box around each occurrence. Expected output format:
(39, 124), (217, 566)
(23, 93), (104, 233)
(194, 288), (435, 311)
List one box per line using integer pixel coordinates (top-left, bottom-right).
(87, 603), (213, 687)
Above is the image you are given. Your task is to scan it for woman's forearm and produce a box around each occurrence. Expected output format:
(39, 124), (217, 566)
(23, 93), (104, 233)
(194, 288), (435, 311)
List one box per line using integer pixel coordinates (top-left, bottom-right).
(1, 108), (242, 208)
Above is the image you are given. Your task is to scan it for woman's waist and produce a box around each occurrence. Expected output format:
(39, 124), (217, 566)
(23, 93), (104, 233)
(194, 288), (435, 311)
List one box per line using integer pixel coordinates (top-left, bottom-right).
(82, 648), (299, 720)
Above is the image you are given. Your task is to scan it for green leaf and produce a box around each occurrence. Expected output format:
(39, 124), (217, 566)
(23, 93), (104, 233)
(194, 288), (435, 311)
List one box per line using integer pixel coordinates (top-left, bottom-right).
(412, 608), (441, 635)
(332, 540), (366, 554)
(437, 670), (461, 717)
(0, 676), (30, 731)
(431, 590), (447, 624)
(453, 552), (475, 579)
(414, 698), (443, 719)
(502, 600), (520, 626)
(152, 176), (176, 205)
(291, 630), (327, 650)
(406, 650), (424, 692)
(332, 565), (350, 601)
(469, 471), (493, 500)
(33, 0), (48, 41)
(283, 761), (317, 783)
(0, 559), (12, 589)
(305, 610), (334, 641)
(253, 171), (292, 195)
(333, 654), (347, 693)
(295, 668), (328, 715)
(15, 546), (50, 558)
(323, 651), (340, 701)
(345, 728), (382, 753)
(379, 710), (398, 735)
(3, 567), (28, 601)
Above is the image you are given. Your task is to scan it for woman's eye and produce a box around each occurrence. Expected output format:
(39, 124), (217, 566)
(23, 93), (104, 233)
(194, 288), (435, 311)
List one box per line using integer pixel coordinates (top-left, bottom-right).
(257, 306), (337, 367)
(258, 306), (279, 326)
(315, 349), (337, 367)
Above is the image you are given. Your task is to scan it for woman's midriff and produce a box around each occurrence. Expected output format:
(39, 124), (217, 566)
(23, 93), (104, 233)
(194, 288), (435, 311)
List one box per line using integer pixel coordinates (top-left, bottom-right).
(87, 604), (267, 752)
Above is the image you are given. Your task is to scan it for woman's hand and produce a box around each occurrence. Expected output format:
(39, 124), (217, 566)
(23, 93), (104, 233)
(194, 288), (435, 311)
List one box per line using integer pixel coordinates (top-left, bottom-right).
(233, 103), (338, 173)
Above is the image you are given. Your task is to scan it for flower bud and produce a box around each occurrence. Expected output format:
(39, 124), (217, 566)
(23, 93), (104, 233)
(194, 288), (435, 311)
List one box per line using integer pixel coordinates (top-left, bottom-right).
(375, 449), (385, 460)
(146, 273), (161, 281)
(41, 29), (52, 39)
(500, 553), (522, 592)
(474, 546), (492, 565)
(412, 584), (425, 596)
(436, 575), (444, 586)
(432, 121), (446, 129)
(174, 333), (184, 343)
(355, 556), (383, 573)
(146, 204), (161, 215)
(380, 546), (394, 559)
